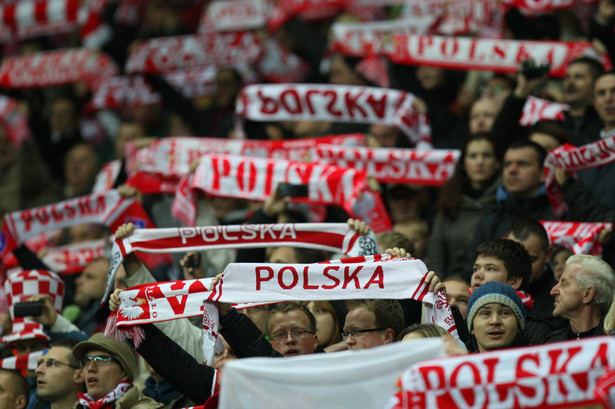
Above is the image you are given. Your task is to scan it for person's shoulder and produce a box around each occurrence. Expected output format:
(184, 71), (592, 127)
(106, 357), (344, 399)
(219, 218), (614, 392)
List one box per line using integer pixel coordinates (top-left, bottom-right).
(116, 388), (163, 409)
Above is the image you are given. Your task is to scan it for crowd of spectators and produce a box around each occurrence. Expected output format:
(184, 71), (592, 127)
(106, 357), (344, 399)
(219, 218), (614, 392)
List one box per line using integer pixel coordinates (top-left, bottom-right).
(0, 0), (615, 408)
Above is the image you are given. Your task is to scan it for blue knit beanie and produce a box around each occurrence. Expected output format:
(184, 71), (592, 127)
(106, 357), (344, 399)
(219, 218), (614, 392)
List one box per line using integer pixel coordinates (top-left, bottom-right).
(467, 281), (526, 331)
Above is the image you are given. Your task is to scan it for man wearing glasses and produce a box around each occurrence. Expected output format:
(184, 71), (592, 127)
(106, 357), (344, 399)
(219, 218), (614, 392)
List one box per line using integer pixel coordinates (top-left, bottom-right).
(36, 339), (84, 409)
(342, 300), (404, 350)
(71, 333), (161, 409)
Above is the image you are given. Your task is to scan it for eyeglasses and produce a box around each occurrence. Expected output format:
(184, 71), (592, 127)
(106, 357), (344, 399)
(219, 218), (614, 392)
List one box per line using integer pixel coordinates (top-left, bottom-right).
(37, 358), (79, 369)
(81, 355), (119, 368)
(270, 329), (313, 343)
(341, 328), (386, 340)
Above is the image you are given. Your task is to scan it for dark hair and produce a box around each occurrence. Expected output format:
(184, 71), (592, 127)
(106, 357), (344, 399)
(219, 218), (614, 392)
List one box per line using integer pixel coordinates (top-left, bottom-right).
(345, 299), (405, 341)
(0, 369), (29, 406)
(569, 57), (606, 82)
(528, 121), (571, 147)
(292, 248), (330, 264)
(475, 238), (531, 291)
(436, 133), (501, 219)
(506, 139), (547, 170)
(506, 218), (550, 252)
(52, 338), (82, 367)
(266, 302), (317, 336)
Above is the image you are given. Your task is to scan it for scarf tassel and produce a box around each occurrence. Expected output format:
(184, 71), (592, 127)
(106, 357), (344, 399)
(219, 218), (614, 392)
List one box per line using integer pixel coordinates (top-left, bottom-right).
(104, 312), (146, 348)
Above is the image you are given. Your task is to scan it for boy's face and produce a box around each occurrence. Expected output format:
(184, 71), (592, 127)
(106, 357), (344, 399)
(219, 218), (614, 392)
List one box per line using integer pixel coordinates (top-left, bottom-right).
(471, 255), (519, 291)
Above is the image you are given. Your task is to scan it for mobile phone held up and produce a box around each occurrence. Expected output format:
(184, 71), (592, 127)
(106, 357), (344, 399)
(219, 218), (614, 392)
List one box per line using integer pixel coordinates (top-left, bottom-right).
(278, 183), (309, 198)
(13, 301), (43, 317)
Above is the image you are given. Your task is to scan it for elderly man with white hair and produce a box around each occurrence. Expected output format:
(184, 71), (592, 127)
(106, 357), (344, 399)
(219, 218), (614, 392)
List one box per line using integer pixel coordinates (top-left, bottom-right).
(541, 254), (615, 343)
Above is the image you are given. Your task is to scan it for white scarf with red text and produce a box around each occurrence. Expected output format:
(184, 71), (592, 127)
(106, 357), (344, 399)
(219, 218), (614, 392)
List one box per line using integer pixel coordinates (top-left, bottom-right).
(109, 256), (459, 365)
(102, 223), (380, 303)
(385, 35), (608, 77)
(42, 238), (108, 275)
(310, 145), (460, 185)
(235, 84), (432, 148)
(124, 134), (365, 193)
(386, 336), (615, 409)
(541, 221), (613, 256)
(0, 190), (152, 259)
(125, 32), (262, 75)
(199, 0), (266, 33)
(175, 153), (391, 232)
(0, 48), (118, 89)
(502, 0), (598, 13)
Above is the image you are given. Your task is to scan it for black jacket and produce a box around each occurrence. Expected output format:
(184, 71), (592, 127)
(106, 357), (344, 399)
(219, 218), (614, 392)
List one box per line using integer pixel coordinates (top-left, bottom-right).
(136, 324), (216, 404)
(539, 320), (606, 344)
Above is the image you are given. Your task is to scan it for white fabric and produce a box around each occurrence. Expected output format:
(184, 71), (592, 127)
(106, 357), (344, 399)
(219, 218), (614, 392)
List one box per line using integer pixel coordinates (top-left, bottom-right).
(219, 339), (446, 409)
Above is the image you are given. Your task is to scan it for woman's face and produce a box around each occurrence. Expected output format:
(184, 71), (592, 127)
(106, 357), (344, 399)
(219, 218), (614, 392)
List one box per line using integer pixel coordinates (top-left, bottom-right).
(307, 301), (336, 346)
(464, 139), (499, 186)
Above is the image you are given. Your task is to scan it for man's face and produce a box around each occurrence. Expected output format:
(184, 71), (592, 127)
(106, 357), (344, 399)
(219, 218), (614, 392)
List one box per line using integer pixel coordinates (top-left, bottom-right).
(36, 347), (81, 403)
(0, 372), (25, 409)
(507, 233), (551, 283)
(343, 306), (392, 350)
(469, 99), (498, 134)
(593, 74), (615, 129)
(65, 145), (98, 193)
(503, 147), (544, 197)
(50, 99), (77, 134)
(563, 63), (594, 107)
(82, 350), (127, 400)
(267, 310), (318, 357)
(267, 247), (299, 264)
(74, 259), (109, 308)
(444, 280), (470, 319)
(550, 263), (588, 319)
(471, 255), (520, 291)
(471, 303), (520, 352)
(368, 124), (399, 148)
(114, 123), (145, 159)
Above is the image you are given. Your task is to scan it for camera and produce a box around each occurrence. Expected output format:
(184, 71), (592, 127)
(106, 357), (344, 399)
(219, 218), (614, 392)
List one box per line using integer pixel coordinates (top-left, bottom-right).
(520, 60), (550, 79)
(278, 183), (309, 198)
(185, 253), (201, 269)
(13, 301), (43, 317)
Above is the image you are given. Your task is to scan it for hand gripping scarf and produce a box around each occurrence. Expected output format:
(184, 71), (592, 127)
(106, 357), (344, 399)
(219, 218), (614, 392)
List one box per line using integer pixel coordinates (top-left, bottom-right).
(107, 255), (460, 365)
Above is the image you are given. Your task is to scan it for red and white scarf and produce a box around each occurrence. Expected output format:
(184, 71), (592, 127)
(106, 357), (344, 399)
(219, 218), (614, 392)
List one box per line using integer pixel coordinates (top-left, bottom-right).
(88, 66), (221, 112)
(42, 238), (108, 275)
(175, 153), (391, 232)
(541, 221), (613, 256)
(79, 382), (132, 409)
(502, 0), (598, 12)
(102, 222), (380, 303)
(235, 84), (432, 147)
(519, 96), (569, 126)
(0, 190), (153, 259)
(330, 17), (439, 57)
(311, 145), (460, 185)
(198, 0), (266, 33)
(386, 35), (608, 77)
(125, 31), (262, 75)
(254, 39), (311, 84)
(0, 350), (42, 371)
(0, 96), (31, 148)
(124, 134), (365, 193)
(109, 256), (459, 363)
(544, 133), (615, 216)
(0, 0), (79, 41)
(0, 48), (118, 89)
(387, 336), (615, 409)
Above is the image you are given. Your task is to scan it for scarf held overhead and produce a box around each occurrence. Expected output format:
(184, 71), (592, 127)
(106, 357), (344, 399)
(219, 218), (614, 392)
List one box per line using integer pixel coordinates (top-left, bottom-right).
(387, 336), (615, 409)
(235, 84), (432, 147)
(112, 256), (457, 339)
(102, 223), (380, 303)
